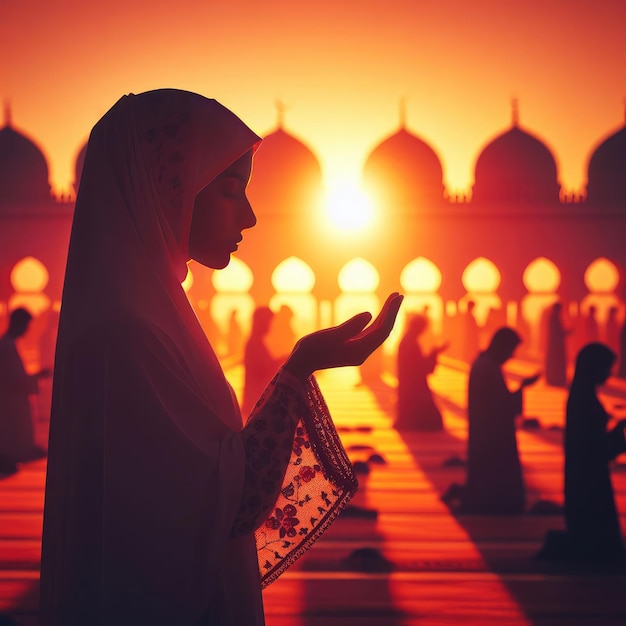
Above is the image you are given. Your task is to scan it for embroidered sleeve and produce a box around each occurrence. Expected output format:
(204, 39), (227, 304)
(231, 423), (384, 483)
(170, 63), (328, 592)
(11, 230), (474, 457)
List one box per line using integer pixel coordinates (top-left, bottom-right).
(230, 368), (358, 588)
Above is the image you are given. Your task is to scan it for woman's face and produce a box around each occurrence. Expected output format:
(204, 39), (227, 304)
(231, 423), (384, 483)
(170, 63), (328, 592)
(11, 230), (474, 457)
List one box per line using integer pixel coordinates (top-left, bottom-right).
(188, 150), (256, 269)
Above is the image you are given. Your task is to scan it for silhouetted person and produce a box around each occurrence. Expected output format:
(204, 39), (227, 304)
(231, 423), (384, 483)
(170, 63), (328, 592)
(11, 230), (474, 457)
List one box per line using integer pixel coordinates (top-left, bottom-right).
(538, 343), (626, 563)
(605, 306), (620, 355)
(266, 304), (296, 360)
(38, 89), (402, 626)
(0, 308), (51, 474)
(395, 314), (448, 432)
(460, 327), (539, 514)
(460, 300), (480, 363)
(545, 302), (571, 387)
(242, 306), (282, 415)
(584, 305), (600, 344)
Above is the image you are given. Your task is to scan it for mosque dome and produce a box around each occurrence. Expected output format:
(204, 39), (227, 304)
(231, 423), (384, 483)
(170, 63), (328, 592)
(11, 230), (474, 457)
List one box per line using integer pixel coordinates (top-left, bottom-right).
(585, 122), (626, 207)
(472, 108), (560, 205)
(363, 127), (445, 208)
(246, 120), (323, 216)
(0, 107), (52, 206)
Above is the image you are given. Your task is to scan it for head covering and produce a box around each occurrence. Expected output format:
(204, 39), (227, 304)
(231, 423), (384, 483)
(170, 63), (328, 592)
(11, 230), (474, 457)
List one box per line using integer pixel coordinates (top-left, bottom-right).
(485, 326), (521, 364)
(571, 342), (616, 389)
(56, 89), (261, 437)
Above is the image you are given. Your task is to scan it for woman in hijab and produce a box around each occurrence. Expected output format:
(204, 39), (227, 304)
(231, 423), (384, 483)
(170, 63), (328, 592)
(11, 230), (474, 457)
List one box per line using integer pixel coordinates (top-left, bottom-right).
(38, 89), (402, 626)
(563, 343), (626, 561)
(395, 314), (448, 431)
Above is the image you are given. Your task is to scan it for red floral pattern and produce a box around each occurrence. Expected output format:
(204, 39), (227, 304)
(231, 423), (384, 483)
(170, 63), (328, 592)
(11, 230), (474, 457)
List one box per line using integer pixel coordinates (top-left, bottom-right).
(231, 369), (358, 587)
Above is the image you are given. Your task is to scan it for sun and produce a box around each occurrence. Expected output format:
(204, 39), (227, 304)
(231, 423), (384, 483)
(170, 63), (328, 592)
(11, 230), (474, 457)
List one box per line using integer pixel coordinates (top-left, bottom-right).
(324, 183), (374, 232)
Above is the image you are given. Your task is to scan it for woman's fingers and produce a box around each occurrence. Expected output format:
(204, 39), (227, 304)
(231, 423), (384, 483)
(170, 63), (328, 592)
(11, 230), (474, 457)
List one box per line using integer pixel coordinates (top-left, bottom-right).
(353, 293), (403, 342)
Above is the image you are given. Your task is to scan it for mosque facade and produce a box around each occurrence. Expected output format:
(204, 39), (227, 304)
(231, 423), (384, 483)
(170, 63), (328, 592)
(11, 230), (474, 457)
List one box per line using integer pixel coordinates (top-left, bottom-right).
(1, 103), (625, 370)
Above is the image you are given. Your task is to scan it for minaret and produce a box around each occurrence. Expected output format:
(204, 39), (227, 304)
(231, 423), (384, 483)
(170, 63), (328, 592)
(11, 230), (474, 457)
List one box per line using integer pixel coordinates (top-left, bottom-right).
(511, 98), (520, 127)
(274, 99), (286, 129)
(3, 100), (11, 127)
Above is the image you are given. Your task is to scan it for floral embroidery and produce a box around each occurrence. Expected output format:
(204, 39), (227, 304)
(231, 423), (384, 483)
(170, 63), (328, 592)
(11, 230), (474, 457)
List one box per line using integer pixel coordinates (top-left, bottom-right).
(230, 369), (358, 588)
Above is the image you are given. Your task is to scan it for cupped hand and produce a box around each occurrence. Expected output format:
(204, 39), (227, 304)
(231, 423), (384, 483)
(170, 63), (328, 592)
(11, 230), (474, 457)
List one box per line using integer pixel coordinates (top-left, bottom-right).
(284, 292), (404, 380)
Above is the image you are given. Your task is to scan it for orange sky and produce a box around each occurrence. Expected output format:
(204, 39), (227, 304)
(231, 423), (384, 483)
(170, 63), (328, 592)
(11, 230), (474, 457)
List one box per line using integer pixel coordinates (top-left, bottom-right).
(1, 0), (625, 197)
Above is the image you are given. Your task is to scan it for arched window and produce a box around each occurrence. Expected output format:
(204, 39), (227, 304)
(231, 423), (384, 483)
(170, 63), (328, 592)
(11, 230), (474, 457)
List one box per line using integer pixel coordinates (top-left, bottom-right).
(270, 257), (317, 339)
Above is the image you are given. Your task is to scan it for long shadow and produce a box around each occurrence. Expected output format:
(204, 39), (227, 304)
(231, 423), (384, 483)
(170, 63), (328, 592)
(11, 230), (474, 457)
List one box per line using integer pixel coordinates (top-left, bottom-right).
(362, 376), (567, 626)
(299, 464), (406, 625)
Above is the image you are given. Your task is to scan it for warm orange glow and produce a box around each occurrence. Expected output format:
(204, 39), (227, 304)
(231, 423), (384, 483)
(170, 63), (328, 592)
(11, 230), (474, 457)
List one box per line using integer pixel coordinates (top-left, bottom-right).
(2, 2), (622, 199)
(324, 183), (373, 231)
(400, 257), (442, 293)
(212, 257), (254, 293)
(10, 256), (49, 292)
(337, 258), (379, 293)
(271, 257), (316, 293)
(462, 257), (501, 293)
(181, 265), (194, 293)
(584, 257), (620, 293)
(8, 293), (50, 316)
(523, 257), (561, 293)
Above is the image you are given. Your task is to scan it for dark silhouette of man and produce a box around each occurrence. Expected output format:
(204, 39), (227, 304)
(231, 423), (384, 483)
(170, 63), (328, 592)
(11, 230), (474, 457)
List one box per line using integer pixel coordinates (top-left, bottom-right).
(0, 308), (51, 474)
(461, 327), (539, 514)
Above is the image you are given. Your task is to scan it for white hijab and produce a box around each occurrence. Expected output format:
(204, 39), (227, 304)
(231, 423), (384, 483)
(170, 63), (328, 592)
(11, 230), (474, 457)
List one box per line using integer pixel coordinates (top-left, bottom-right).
(57, 89), (261, 442)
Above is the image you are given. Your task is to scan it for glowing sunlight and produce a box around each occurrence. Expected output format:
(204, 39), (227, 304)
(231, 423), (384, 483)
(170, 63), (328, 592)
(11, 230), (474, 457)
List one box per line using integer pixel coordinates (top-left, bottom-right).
(324, 183), (374, 232)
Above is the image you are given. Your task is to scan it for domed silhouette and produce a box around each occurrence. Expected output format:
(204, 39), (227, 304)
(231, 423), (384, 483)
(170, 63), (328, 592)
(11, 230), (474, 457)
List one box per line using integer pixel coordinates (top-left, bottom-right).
(246, 110), (322, 217)
(472, 107), (560, 205)
(585, 122), (626, 207)
(0, 105), (52, 206)
(363, 127), (445, 208)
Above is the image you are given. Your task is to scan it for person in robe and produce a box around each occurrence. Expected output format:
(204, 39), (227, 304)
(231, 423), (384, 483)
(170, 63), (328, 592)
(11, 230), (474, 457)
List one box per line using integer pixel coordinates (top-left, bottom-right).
(241, 306), (283, 416)
(395, 314), (448, 432)
(460, 327), (539, 514)
(584, 305), (600, 344)
(0, 308), (51, 475)
(538, 343), (626, 563)
(545, 302), (571, 387)
(38, 89), (403, 626)
(460, 299), (480, 364)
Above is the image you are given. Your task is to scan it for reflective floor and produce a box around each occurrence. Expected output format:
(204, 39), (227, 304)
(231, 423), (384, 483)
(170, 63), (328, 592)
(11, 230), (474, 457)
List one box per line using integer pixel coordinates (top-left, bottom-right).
(2, 359), (626, 625)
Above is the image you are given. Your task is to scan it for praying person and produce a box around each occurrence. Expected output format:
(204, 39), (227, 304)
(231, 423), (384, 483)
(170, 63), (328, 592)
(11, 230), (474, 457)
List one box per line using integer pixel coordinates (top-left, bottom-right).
(460, 327), (539, 514)
(0, 307), (50, 475)
(38, 89), (402, 626)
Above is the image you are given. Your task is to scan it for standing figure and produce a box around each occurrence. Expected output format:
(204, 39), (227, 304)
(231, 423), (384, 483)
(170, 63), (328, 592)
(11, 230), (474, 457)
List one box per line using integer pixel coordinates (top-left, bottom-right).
(545, 302), (571, 387)
(242, 306), (282, 416)
(38, 89), (403, 626)
(395, 314), (448, 432)
(460, 300), (480, 364)
(539, 343), (626, 563)
(0, 308), (51, 474)
(461, 327), (539, 514)
(584, 305), (600, 344)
